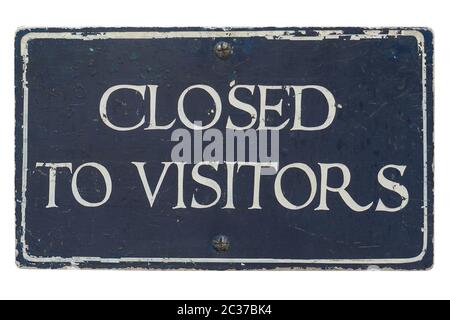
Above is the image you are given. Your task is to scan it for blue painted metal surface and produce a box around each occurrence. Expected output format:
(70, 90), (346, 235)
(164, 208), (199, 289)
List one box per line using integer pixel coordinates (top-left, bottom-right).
(15, 28), (434, 270)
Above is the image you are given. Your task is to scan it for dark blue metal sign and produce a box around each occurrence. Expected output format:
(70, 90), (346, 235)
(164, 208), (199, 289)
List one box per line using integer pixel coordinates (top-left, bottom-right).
(15, 28), (434, 270)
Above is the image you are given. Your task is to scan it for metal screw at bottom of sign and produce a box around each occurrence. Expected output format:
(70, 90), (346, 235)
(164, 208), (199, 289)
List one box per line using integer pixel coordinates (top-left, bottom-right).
(214, 42), (233, 60)
(212, 235), (231, 252)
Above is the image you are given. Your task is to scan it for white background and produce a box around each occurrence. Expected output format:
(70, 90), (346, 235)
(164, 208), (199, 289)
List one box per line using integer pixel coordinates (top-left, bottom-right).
(0, 0), (447, 300)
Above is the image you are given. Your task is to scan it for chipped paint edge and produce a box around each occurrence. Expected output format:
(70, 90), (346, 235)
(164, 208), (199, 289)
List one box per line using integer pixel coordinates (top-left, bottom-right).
(15, 28), (433, 269)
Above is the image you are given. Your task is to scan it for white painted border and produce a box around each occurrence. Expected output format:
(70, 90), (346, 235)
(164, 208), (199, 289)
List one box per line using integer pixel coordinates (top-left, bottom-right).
(19, 29), (429, 266)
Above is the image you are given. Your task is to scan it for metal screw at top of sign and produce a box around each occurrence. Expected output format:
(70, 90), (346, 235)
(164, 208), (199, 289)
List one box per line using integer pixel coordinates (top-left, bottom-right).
(214, 42), (233, 60)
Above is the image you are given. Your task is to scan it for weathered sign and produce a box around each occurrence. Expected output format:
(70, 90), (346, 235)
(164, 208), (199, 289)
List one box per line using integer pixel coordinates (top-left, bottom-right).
(15, 28), (434, 270)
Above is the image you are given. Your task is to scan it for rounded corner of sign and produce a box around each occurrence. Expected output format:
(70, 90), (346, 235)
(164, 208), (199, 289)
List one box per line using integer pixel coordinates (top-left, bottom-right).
(401, 29), (428, 49)
(404, 243), (431, 268)
(16, 249), (36, 268)
(17, 29), (42, 55)
(413, 27), (434, 40)
(422, 259), (434, 271)
(15, 27), (33, 40)
(17, 242), (47, 266)
(16, 28), (31, 40)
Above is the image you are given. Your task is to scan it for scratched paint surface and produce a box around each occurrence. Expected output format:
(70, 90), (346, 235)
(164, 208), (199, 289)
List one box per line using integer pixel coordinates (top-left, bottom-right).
(15, 28), (434, 270)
